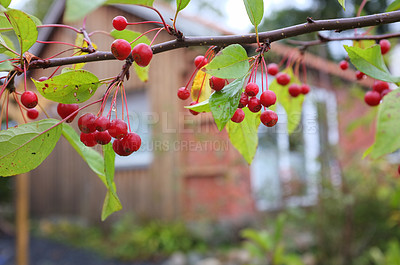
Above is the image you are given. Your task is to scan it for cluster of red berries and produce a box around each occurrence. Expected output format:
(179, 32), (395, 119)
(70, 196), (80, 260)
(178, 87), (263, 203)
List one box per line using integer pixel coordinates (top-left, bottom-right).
(20, 90), (40, 120)
(78, 113), (141, 156)
(232, 82), (278, 127)
(110, 16), (153, 64)
(364, 80), (391, 107)
(56, 103), (141, 156)
(267, 63), (310, 97)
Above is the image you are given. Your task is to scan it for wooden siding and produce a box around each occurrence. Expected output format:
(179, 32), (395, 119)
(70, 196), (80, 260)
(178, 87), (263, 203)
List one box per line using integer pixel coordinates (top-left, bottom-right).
(29, 6), (193, 222)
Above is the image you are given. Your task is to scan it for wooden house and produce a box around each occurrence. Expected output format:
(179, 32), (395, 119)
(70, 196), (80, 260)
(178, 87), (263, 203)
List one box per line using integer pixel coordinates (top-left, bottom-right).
(26, 0), (377, 224)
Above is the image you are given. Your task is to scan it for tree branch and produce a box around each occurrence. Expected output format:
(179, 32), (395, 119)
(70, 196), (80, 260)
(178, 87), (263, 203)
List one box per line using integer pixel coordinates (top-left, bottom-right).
(28, 10), (400, 70)
(287, 32), (400, 47)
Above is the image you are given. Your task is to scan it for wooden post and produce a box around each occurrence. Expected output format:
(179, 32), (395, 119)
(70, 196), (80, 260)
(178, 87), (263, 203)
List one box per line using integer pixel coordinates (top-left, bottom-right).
(16, 173), (29, 265)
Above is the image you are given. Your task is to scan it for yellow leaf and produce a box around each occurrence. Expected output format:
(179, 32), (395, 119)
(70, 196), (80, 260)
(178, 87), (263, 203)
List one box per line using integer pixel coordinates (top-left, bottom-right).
(191, 70), (211, 103)
(73, 33), (97, 70)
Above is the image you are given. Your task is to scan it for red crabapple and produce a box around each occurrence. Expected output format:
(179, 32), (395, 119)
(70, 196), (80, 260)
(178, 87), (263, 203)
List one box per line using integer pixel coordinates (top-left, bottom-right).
(288, 84), (301, 97)
(177, 87), (191, 100)
(27, 108), (39, 120)
(248, 97), (262, 113)
(112, 16), (128, 31)
(364, 91), (381, 106)
(231, 108), (245, 123)
(108, 119), (128, 139)
(194, 56), (208, 69)
(111, 39), (131, 60)
(209, 76), (226, 91)
(238, 92), (248, 108)
(245, 82), (259, 97)
(260, 90), (277, 107)
(372, 80), (389, 93)
(267, 63), (279, 76)
(379, 39), (391, 55)
(276, 72), (291, 86)
(78, 113), (97, 133)
(132, 43), (153, 67)
(57, 103), (79, 123)
(339, 60), (349, 70)
(21, 91), (38, 108)
(260, 110), (278, 127)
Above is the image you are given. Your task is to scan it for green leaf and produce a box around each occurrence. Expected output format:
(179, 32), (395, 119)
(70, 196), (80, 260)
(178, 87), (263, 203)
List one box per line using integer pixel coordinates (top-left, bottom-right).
(337, 0), (345, 10)
(101, 143), (122, 221)
(65, 0), (106, 22)
(0, 59), (13, 71)
(133, 63), (149, 82)
(32, 70), (101, 104)
(61, 124), (122, 220)
(105, 0), (154, 5)
(368, 90), (400, 159)
(243, 0), (264, 27)
(184, 99), (211, 112)
(5, 9), (38, 54)
(205, 44), (249, 79)
(0, 12), (40, 32)
(110, 29), (150, 45)
(269, 68), (304, 133)
(111, 29), (151, 81)
(0, 119), (62, 177)
(176, 0), (190, 12)
(387, 0), (400, 11)
(65, 0), (154, 21)
(0, 15), (11, 32)
(0, 33), (16, 57)
(226, 107), (260, 164)
(0, 0), (10, 8)
(210, 76), (246, 131)
(61, 124), (106, 185)
(344, 45), (400, 83)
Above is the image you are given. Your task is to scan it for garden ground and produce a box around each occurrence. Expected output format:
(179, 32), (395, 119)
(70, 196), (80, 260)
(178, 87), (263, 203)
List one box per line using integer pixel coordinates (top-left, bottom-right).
(0, 235), (162, 265)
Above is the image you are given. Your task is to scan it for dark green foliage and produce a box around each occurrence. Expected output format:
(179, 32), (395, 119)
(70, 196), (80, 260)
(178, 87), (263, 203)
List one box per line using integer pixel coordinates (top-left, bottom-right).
(34, 214), (207, 261)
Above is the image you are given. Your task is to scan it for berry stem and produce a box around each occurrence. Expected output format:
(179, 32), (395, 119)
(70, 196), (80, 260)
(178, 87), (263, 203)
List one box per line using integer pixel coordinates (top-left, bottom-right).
(127, 21), (164, 26)
(138, 5), (172, 34)
(88, 30), (112, 38)
(36, 40), (83, 49)
(301, 60), (307, 84)
(150, 27), (164, 46)
(195, 71), (207, 103)
(260, 56), (264, 93)
(122, 83), (131, 132)
(5, 92), (9, 129)
(37, 102), (50, 119)
(37, 24), (80, 33)
(23, 63), (27, 92)
(12, 93), (27, 124)
(48, 65), (61, 79)
(261, 56), (269, 92)
(120, 84), (124, 119)
(129, 27), (162, 45)
(0, 93), (6, 128)
(42, 48), (76, 60)
(107, 84), (120, 119)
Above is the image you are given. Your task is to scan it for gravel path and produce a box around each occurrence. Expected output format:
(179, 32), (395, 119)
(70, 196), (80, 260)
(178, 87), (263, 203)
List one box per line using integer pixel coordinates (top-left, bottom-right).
(0, 235), (163, 265)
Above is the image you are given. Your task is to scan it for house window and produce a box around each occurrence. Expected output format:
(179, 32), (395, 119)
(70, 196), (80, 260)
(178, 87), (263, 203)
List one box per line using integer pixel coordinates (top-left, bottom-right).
(107, 89), (153, 169)
(251, 88), (340, 211)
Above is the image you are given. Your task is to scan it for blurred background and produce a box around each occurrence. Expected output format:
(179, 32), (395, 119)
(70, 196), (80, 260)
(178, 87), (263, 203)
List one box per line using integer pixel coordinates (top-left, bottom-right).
(1, 0), (400, 264)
